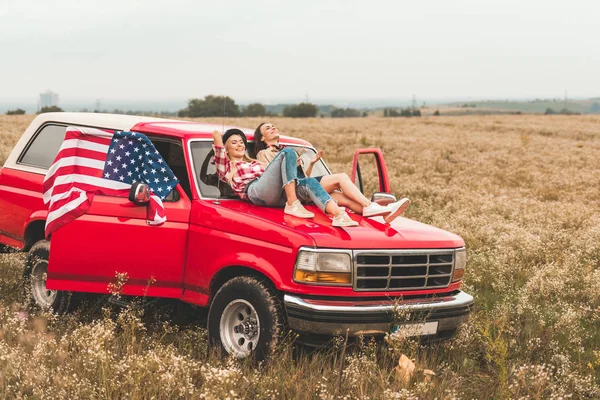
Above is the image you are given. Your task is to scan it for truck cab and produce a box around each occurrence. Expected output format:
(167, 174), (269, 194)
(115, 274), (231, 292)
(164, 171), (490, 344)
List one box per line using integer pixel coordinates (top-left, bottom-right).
(0, 113), (474, 360)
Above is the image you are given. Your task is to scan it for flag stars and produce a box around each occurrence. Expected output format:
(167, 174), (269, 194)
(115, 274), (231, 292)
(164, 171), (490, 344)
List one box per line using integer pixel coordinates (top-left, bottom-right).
(119, 175), (125, 181)
(154, 178), (160, 183)
(160, 167), (166, 173)
(119, 144), (125, 149)
(134, 147), (140, 153)
(127, 171), (133, 177)
(116, 156), (122, 161)
(148, 159), (153, 165)
(151, 169), (156, 174)
(125, 151), (130, 156)
(107, 160), (113, 166)
(110, 149), (116, 154)
(104, 173), (110, 178)
(113, 168), (119, 173)
(163, 177), (169, 182)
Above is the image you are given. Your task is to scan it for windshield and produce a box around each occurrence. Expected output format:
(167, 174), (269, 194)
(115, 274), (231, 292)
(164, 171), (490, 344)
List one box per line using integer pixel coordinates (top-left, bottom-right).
(189, 141), (330, 199)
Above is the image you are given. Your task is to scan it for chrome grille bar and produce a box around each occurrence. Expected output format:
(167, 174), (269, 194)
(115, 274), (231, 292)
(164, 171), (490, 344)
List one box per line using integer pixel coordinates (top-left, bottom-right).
(353, 249), (456, 292)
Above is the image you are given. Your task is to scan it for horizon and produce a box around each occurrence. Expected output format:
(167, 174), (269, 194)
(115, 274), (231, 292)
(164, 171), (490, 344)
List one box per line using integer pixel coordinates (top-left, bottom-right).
(1, 94), (597, 114)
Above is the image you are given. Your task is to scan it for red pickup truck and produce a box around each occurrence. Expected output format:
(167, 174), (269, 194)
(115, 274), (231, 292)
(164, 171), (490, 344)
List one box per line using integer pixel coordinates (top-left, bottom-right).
(0, 112), (473, 359)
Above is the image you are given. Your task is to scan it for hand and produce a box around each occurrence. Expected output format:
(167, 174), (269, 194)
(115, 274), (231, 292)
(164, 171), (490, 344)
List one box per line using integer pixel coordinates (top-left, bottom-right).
(310, 150), (324, 164)
(297, 158), (304, 167)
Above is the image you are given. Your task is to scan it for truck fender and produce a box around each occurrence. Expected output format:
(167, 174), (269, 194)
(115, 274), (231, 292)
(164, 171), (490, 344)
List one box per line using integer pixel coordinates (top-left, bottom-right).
(23, 211), (48, 249)
(209, 251), (285, 292)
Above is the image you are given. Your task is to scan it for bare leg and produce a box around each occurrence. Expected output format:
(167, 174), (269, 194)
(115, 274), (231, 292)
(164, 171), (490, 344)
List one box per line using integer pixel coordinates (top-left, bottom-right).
(324, 198), (344, 216)
(319, 173), (371, 210)
(330, 192), (363, 214)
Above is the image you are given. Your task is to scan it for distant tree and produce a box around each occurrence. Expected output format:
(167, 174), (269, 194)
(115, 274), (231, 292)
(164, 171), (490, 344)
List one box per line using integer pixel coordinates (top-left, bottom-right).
(178, 95), (240, 118)
(559, 108), (580, 116)
(544, 108), (556, 115)
(331, 107), (361, 118)
(282, 102), (318, 118)
(383, 108), (388, 117)
(412, 109), (422, 117)
(39, 106), (63, 113)
(433, 110), (440, 116)
(400, 108), (412, 117)
(387, 109), (400, 117)
(362, 111), (368, 117)
(6, 108), (25, 115)
(242, 103), (268, 117)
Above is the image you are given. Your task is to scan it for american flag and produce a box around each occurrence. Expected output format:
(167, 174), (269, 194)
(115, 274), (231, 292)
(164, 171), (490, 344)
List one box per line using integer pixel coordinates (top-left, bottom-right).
(43, 126), (179, 237)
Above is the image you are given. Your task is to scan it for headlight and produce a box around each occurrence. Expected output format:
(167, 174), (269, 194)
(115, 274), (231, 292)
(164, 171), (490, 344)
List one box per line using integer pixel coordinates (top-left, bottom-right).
(452, 248), (466, 282)
(294, 248), (352, 286)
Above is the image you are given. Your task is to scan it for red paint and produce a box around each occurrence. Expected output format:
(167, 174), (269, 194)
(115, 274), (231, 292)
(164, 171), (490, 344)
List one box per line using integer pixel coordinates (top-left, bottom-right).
(350, 148), (391, 193)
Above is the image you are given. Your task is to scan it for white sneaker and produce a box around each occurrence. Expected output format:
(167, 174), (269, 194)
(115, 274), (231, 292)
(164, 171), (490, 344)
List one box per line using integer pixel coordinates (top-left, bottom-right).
(284, 200), (314, 218)
(332, 211), (359, 227)
(363, 202), (392, 218)
(384, 198), (410, 224)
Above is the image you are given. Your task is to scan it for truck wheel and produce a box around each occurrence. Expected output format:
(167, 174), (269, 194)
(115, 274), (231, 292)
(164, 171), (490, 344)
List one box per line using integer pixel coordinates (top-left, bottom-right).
(207, 276), (284, 360)
(25, 240), (72, 313)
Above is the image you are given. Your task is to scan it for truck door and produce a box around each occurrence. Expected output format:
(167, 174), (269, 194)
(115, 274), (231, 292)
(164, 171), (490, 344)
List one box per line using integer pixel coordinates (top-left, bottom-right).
(350, 148), (395, 203)
(46, 138), (192, 298)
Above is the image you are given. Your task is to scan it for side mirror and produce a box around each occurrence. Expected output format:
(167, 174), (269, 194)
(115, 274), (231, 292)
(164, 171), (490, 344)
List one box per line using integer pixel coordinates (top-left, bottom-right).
(129, 182), (150, 205)
(371, 192), (397, 206)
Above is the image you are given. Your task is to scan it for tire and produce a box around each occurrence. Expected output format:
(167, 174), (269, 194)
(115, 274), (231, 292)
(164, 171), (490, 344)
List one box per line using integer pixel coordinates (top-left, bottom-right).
(207, 276), (284, 361)
(24, 240), (72, 313)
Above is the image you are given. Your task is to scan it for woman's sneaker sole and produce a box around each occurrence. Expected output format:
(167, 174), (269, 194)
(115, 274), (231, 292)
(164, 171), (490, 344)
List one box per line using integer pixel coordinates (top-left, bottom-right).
(384, 198), (410, 224)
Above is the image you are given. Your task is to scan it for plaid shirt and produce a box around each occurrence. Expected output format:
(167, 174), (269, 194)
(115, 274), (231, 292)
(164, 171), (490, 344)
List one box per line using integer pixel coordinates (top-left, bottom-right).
(213, 145), (264, 198)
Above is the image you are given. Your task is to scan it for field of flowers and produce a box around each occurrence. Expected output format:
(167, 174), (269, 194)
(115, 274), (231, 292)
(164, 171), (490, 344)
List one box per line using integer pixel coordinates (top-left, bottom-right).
(1, 114), (600, 399)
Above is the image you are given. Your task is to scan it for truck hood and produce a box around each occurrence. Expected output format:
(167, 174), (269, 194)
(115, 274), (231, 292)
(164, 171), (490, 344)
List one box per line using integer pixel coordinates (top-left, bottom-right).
(220, 201), (464, 249)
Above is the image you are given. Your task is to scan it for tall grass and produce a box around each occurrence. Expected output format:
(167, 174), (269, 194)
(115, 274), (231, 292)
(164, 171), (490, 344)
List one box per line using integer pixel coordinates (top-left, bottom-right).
(1, 114), (600, 399)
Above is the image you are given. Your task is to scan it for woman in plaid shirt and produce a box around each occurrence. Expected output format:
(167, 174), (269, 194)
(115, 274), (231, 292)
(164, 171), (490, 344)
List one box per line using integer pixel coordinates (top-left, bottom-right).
(212, 129), (358, 227)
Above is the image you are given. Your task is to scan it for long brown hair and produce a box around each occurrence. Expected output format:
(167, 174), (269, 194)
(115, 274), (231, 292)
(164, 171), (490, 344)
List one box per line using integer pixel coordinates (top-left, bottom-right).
(252, 122), (267, 158)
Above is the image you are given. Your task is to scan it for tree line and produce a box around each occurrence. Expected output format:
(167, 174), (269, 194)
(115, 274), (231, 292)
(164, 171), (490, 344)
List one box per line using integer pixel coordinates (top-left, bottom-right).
(177, 96), (368, 118)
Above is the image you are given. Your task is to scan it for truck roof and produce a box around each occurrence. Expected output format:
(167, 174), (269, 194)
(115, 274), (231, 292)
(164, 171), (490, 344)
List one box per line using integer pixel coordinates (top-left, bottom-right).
(35, 112), (310, 145)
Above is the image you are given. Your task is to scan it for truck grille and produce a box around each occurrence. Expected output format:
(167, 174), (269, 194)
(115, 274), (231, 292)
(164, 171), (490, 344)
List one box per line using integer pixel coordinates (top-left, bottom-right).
(353, 250), (455, 291)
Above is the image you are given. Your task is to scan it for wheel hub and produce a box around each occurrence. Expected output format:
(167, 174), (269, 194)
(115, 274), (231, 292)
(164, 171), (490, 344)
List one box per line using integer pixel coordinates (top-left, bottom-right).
(220, 299), (261, 358)
(30, 259), (57, 308)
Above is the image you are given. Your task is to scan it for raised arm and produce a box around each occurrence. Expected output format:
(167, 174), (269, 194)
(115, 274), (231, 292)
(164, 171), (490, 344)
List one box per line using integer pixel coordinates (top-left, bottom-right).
(305, 150), (323, 177)
(211, 130), (229, 180)
(212, 130), (224, 147)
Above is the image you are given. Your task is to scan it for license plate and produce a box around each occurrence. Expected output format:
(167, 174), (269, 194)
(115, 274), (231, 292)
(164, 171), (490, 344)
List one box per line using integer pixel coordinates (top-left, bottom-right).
(392, 321), (438, 337)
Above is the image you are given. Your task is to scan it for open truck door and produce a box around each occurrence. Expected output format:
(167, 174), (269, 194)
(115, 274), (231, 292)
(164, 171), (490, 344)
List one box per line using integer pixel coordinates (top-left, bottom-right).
(350, 148), (397, 206)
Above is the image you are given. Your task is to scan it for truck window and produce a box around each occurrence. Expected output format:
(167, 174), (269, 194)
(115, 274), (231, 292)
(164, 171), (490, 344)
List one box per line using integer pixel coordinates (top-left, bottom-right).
(150, 139), (192, 200)
(19, 124), (67, 169)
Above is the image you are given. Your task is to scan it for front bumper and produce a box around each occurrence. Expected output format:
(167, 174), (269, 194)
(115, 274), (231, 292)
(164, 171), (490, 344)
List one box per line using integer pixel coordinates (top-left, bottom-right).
(284, 290), (474, 337)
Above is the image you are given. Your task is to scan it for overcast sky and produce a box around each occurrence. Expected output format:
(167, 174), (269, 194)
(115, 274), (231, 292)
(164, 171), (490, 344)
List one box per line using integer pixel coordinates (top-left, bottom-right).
(1, 0), (598, 103)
